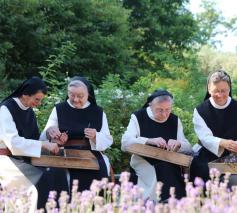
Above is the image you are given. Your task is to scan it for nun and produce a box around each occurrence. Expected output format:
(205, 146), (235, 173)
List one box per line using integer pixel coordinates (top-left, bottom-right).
(121, 89), (192, 201)
(40, 76), (113, 191)
(190, 70), (237, 182)
(0, 77), (60, 212)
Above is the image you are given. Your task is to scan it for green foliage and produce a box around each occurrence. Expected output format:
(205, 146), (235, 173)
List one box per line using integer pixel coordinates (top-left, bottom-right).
(198, 46), (237, 78)
(194, 0), (237, 46)
(0, 0), (135, 84)
(173, 107), (198, 145)
(63, 0), (135, 84)
(123, 0), (200, 76)
(0, 0), (62, 78)
(96, 74), (147, 172)
(35, 93), (63, 131)
(39, 41), (76, 92)
(36, 42), (74, 130)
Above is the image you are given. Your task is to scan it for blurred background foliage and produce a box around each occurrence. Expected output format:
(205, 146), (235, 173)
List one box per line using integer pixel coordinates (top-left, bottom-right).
(0, 0), (236, 172)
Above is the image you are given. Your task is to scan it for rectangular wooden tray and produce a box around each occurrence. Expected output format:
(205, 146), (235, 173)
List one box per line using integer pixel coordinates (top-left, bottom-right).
(126, 144), (193, 167)
(31, 149), (99, 170)
(208, 156), (237, 174)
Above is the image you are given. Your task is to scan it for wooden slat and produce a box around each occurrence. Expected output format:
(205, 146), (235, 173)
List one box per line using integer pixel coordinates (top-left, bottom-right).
(31, 150), (99, 170)
(64, 149), (97, 159)
(64, 139), (90, 147)
(208, 162), (237, 174)
(126, 144), (193, 167)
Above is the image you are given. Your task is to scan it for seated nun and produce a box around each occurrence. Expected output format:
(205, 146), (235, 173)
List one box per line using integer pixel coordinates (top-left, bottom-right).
(0, 77), (61, 212)
(190, 70), (237, 184)
(121, 89), (192, 201)
(40, 76), (113, 191)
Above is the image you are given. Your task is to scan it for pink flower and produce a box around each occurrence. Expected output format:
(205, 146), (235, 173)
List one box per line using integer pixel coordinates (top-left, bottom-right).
(194, 177), (205, 187)
(119, 171), (130, 183)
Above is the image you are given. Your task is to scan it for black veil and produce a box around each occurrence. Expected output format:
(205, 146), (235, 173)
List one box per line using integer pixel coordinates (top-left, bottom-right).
(143, 89), (173, 108)
(1, 76), (47, 104)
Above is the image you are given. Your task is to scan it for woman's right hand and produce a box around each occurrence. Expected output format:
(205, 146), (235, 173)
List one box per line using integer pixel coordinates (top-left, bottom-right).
(220, 139), (237, 153)
(42, 141), (59, 154)
(146, 137), (167, 149)
(47, 126), (61, 139)
(47, 127), (68, 145)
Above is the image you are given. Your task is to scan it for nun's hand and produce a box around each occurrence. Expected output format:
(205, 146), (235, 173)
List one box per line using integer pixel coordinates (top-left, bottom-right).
(42, 141), (59, 155)
(51, 133), (68, 146)
(84, 128), (97, 143)
(167, 139), (181, 152)
(146, 137), (167, 149)
(220, 139), (237, 153)
(58, 132), (68, 144)
(47, 126), (61, 140)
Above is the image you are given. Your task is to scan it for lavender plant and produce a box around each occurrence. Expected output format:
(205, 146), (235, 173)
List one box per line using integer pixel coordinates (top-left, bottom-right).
(0, 186), (32, 213)
(1, 169), (237, 213)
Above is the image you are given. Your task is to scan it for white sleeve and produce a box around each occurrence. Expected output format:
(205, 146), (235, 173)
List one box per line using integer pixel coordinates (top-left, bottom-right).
(121, 114), (148, 151)
(0, 106), (42, 157)
(39, 107), (58, 140)
(193, 108), (224, 156)
(90, 112), (113, 151)
(177, 118), (192, 154)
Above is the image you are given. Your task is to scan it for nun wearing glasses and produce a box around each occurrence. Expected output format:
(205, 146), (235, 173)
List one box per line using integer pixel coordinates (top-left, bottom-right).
(0, 77), (60, 212)
(121, 89), (192, 201)
(190, 70), (237, 183)
(40, 76), (113, 191)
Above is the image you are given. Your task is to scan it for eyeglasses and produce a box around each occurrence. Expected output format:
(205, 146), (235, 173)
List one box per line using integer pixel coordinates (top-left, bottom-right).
(68, 92), (85, 100)
(209, 89), (229, 95)
(155, 108), (172, 114)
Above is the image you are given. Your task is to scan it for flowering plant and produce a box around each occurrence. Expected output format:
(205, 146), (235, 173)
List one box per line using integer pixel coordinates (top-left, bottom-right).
(1, 169), (237, 213)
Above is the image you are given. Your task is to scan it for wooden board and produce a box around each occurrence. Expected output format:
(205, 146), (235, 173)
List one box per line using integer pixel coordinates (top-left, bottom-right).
(64, 149), (97, 159)
(208, 162), (237, 174)
(126, 144), (193, 167)
(31, 149), (99, 170)
(208, 155), (237, 174)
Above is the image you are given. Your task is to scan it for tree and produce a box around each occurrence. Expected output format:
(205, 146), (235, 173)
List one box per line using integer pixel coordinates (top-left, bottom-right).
(194, 0), (237, 47)
(0, 0), (59, 78)
(0, 0), (135, 84)
(59, 0), (135, 84)
(123, 0), (200, 77)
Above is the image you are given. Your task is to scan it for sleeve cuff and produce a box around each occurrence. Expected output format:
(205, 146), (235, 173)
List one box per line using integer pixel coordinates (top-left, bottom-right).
(217, 139), (225, 157)
(204, 137), (222, 156)
(138, 137), (148, 144)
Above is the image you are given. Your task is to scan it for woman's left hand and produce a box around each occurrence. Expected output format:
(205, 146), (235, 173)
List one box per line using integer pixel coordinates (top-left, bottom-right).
(84, 128), (96, 142)
(167, 139), (181, 152)
(51, 132), (68, 145)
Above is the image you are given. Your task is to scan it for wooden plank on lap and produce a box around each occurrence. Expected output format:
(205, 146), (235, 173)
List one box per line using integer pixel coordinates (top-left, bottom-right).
(208, 162), (237, 174)
(31, 150), (99, 170)
(208, 155), (237, 174)
(126, 144), (193, 167)
(64, 149), (97, 159)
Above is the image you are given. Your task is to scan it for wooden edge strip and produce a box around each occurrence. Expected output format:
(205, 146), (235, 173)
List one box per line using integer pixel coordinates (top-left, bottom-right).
(64, 149), (97, 159)
(126, 144), (193, 167)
